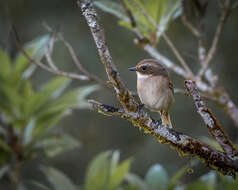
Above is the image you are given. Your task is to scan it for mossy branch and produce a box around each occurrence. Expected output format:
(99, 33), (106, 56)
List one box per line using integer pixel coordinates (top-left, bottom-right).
(89, 100), (238, 176)
(185, 80), (237, 156)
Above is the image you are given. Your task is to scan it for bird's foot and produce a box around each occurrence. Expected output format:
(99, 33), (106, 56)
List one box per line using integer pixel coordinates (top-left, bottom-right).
(156, 117), (162, 125)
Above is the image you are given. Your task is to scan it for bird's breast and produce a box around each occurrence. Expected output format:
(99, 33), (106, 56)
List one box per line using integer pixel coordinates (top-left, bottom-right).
(137, 74), (173, 111)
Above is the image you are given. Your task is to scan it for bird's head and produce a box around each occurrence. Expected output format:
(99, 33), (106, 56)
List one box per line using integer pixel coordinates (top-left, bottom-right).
(129, 59), (169, 78)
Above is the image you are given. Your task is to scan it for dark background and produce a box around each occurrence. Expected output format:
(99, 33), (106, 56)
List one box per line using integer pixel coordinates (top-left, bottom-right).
(0, 0), (238, 187)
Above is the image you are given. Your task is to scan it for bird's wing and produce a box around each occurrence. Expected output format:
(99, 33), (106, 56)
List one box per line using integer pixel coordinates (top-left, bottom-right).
(169, 81), (174, 94)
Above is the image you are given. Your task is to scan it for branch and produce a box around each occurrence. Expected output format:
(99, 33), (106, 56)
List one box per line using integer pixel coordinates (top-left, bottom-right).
(89, 100), (238, 176)
(162, 33), (194, 77)
(79, 0), (238, 176)
(185, 80), (236, 155)
(198, 0), (232, 77)
(79, 0), (138, 112)
(42, 22), (111, 90)
(12, 27), (90, 81)
(181, 11), (200, 37)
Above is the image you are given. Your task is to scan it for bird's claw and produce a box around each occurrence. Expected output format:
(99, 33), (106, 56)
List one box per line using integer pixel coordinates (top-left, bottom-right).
(157, 118), (162, 125)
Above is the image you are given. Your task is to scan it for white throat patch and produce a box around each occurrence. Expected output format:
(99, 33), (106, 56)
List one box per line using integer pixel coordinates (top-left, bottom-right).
(136, 72), (150, 79)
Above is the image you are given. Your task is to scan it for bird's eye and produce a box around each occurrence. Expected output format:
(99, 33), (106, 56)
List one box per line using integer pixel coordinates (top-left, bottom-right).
(141, 66), (147, 71)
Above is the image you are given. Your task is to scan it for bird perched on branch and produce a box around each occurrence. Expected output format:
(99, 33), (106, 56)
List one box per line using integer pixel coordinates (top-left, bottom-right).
(129, 59), (174, 128)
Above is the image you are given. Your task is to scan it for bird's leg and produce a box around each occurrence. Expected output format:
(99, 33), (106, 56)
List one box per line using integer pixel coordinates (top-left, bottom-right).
(137, 103), (144, 112)
(159, 110), (173, 128)
(158, 110), (163, 125)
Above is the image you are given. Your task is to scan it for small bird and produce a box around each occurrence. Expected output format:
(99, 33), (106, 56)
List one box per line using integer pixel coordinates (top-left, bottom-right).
(129, 59), (174, 128)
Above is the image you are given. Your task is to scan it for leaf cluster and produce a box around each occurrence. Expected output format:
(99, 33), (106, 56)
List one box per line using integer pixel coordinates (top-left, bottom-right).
(36, 150), (238, 190)
(94, 0), (181, 43)
(0, 36), (98, 180)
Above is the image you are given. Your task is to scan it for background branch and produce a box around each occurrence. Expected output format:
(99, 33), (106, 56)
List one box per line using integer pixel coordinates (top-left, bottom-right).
(198, 0), (232, 77)
(42, 22), (111, 90)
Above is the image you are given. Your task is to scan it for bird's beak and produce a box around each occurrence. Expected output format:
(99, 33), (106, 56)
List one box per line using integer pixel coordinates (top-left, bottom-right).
(128, 67), (137, 71)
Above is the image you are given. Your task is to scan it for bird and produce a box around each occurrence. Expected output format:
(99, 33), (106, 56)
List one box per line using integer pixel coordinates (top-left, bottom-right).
(129, 59), (174, 128)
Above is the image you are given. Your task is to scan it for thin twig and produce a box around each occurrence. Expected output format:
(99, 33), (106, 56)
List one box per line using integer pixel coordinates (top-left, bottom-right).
(181, 11), (200, 37)
(45, 36), (59, 70)
(198, 0), (232, 77)
(185, 80), (236, 155)
(162, 33), (194, 77)
(42, 22), (111, 90)
(12, 27), (89, 81)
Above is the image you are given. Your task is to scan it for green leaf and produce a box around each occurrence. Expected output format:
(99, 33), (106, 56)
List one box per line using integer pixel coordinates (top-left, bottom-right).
(0, 49), (11, 78)
(0, 138), (12, 152)
(84, 151), (111, 190)
(124, 185), (143, 190)
(38, 84), (99, 117)
(23, 80), (35, 98)
(24, 34), (50, 61)
(14, 34), (50, 79)
(167, 165), (188, 190)
(108, 158), (132, 190)
(30, 181), (53, 190)
(73, 85), (100, 109)
(187, 182), (210, 190)
(145, 0), (167, 24)
(94, 0), (129, 21)
(145, 164), (168, 190)
(33, 134), (80, 157)
(41, 166), (77, 190)
(86, 151), (111, 181)
(0, 82), (23, 118)
(157, 0), (182, 37)
(0, 165), (10, 179)
(227, 179), (238, 190)
(22, 118), (36, 146)
(14, 48), (34, 76)
(125, 173), (147, 190)
(40, 76), (71, 99)
(199, 171), (216, 190)
(110, 150), (120, 174)
(24, 76), (71, 117)
(96, 0), (182, 41)
(34, 111), (65, 138)
(124, 0), (152, 38)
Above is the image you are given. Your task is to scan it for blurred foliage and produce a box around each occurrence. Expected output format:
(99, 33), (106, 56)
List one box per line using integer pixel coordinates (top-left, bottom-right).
(94, 0), (182, 44)
(0, 36), (99, 186)
(0, 0), (238, 190)
(35, 150), (238, 190)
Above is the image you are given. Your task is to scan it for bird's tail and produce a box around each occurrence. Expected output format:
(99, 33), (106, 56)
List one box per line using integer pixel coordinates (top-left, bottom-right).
(159, 110), (173, 128)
